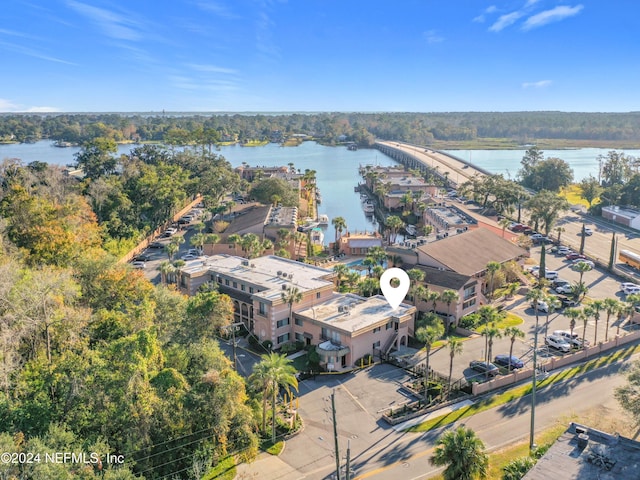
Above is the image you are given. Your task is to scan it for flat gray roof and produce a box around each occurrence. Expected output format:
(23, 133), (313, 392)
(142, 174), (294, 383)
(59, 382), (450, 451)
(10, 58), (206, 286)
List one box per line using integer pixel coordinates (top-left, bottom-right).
(296, 293), (415, 334)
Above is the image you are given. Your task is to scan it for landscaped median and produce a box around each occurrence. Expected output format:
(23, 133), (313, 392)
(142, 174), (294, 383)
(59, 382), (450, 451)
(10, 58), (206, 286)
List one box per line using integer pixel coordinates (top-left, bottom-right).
(405, 342), (640, 433)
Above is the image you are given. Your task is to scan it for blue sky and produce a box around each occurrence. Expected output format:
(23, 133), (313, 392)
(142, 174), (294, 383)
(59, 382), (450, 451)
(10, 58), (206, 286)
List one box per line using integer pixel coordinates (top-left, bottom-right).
(1, 1), (638, 112)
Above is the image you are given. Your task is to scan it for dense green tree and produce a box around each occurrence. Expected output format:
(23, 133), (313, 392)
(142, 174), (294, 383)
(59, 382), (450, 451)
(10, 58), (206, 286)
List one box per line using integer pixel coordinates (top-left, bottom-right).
(249, 177), (298, 207)
(526, 190), (570, 235)
(74, 137), (118, 180)
(579, 174), (603, 208)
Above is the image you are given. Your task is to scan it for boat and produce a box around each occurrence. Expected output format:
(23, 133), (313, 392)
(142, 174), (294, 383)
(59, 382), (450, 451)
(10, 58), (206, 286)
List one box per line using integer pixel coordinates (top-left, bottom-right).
(317, 214), (329, 225)
(363, 201), (375, 213)
(405, 225), (417, 236)
(53, 140), (74, 148)
(310, 227), (324, 245)
(297, 219), (319, 232)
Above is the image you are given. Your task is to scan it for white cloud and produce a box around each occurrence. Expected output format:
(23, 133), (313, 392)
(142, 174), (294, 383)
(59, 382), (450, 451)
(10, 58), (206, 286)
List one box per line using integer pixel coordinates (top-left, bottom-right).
(0, 99), (59, 112)
(193, 1), (240, 19)
(522, 5), (584, 31)
(66, 0), (141, 41)
(0, 40), (76, 65)
(424, 30), (444, 44)
(522, 80), (552, 88)
(489, 11), (523, 32)
(473, 5), (498, 23)
(187, 64), (239, 75)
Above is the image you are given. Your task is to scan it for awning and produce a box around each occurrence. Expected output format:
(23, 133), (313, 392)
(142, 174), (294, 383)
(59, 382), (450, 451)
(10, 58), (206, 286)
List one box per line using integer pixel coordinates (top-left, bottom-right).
(317, 341), (350, 357)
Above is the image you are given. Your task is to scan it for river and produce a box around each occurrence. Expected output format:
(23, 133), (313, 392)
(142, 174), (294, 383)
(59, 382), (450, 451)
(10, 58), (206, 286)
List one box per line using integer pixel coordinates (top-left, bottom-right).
(2, 140), (639, 242)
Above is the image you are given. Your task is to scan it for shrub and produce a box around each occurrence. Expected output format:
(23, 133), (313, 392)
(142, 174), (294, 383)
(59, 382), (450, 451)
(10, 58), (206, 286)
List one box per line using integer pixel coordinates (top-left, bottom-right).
(262, 340), (273, 351)
(279, 342), (297, 354)
(459, 313), (480, 330)
(247, 333), (260, 349)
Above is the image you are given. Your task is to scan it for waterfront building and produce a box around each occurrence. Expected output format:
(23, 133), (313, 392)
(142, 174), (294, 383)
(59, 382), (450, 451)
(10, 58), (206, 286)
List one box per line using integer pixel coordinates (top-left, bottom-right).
(602, 205), (640, 230)
(293, 293), (416, 370)
(336, 231), (384, 256)
(177, 254), (336, 348)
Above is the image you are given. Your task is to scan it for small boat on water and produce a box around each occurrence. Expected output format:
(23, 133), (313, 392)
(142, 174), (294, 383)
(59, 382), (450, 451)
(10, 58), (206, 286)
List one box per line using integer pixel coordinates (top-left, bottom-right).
(317, 214), (329, 225)
(297, 218), (319, 232)
(53, 140), (74, 148)
(363, 201), (375, 213)
(405, 225), (417, 236)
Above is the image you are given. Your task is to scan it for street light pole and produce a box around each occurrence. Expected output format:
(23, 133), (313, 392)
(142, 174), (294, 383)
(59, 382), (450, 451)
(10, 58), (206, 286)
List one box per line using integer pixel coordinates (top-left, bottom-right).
(529, 312), (539, 452)
(224, 322), (244, 370)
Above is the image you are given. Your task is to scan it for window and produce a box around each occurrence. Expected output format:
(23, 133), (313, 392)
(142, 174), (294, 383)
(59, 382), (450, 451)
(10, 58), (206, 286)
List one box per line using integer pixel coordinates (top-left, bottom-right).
(217, 276), (222, 284)
(295, 332), (304, 342)
(321, 327), (340, 343)
(463, 284), (476, 300)
(385, 320), (394, 330)
(276, 318), (290, 328)
(277, 333), (290, 344)
(372, 341), (380, 349)
(295, 318), (303, 326)
(373, 327), (381, 333)
(241, 284), (246, 291)
(463, 298), (476, 309)
(316, 292), (321, 299)
(233, 281), (237, 289)
(249, 287), (254, 294)
(225, 279), (230, 286)
(258, 302), (267, 315)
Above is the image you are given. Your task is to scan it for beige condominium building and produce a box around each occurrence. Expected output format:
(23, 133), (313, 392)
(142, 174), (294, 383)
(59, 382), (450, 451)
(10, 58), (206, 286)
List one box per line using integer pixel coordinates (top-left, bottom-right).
(294, 293), (416, 371)
(178, 254), (336, 348)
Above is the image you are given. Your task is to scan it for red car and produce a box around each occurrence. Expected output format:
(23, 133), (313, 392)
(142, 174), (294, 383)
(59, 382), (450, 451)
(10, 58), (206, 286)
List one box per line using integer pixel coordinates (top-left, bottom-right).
(566, 253), (586, 261)
(510, 224), (528, 232)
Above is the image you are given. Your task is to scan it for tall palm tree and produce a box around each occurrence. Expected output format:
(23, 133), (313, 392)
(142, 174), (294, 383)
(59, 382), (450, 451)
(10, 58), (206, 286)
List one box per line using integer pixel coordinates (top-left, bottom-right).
(477, 305), (502, 363)
(367, 246), (387, 266)
(603, 298), (620, 342)
(441, 290), (460, 332)
(544, 295), (561, 337)
(564, 307), (581, 340)
(499, 218), (511, 238)
(580, 306), (593, 350)
(424, 290), (441, 313)
(526, 288), (546, 333)
(430, 426), (488, 480)
(331, 216), (347, 250)
(227, 233), (242, 256)
(590, 299), (605, 345)
(362, 257), (376, 277)
(415, 322), (444, 402)
(158, 261), (175, 285)
(252, 353), (298, 444)
(504, 326), (525, 371)
(447, 337), (463, 393)
(249, 360), (272, 434)
(385, 215), (404, 243)
(485, 261), (501, 300)
(407, 268), (425, 302)
(281, 286), (303, 327)
(484, 323), (502, 370)
(165, 242), (179, 261)
(333, 264), (349, 290)
(574, 261), (593, 285)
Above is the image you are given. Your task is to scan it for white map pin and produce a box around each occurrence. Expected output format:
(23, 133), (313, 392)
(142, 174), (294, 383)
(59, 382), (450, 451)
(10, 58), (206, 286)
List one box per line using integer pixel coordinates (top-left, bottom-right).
(379, 268), (410, 310)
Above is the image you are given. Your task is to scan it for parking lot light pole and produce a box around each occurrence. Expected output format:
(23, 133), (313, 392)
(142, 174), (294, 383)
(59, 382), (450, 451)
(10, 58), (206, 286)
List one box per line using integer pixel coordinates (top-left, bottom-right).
(223, 322), (244, 370)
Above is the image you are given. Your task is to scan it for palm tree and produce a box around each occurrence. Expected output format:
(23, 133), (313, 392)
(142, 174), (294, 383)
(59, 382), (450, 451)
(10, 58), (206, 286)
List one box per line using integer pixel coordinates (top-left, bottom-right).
(564, 307), (581, 340)
(484, 323), (502, 373)
(424, 290), (441, 313)
(485, 261), (501, 300)
(249, 360), (271, 434)
(580, 306), (593, 350)
(499, 218), (511, 238)
(362, 257), (376, 277)
(227, 233), (242, 256)
(526, 287), (546, 333)
(590, 299), (605, 345)
(407, 268), (425, 302)
(333, 264), (349, 290)
(447, 337), (463, 393)
(603, 298), (620, 342)
(331, 216), (347, 250)
(165, 242), (179, 261)
(477, 305), (502, 363)
(367, 246), (387, 266)
(544, 295), (561, 337)
(574, 261), (593, 285)
(504, 326), (525, 371)
(415, 322), (444, 402)
(252, 353), (298, 443)
(441, 290), (460, 332)
(158, 260), (175, 285)
(281, 286), (303, 327)
(385, 215), (404, 243)
(430, 426), (488, 480)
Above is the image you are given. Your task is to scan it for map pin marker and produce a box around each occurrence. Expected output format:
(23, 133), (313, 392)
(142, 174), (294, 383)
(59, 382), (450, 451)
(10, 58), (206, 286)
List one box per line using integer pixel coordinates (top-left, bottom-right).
(379, 268), (410, 310)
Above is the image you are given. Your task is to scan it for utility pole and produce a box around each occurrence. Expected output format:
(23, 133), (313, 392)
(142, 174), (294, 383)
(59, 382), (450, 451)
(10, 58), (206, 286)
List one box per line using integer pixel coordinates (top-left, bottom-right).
(332, 390), (341, 480)
(345, 440), (351, 480)
(530, 312), (539, 453)
(224, 322), (244, 370)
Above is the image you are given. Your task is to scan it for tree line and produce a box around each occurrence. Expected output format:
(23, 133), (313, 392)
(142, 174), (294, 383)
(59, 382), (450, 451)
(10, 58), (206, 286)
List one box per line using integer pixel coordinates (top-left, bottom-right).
(3, 111), (640, 146)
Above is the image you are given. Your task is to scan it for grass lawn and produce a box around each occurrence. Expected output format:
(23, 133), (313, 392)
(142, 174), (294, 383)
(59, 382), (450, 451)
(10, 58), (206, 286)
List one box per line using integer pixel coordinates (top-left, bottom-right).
(202, 455), (236, 480)
(560, 184), (596, 208)
(261, 439), (285, 455)
(407, 343), (639, 433)
(476, 312), (524, 333)
(432, 334), (468, 349)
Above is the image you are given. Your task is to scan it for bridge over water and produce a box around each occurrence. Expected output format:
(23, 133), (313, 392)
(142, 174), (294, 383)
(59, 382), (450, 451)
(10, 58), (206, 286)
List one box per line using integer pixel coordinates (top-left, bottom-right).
(375, 140), (491, 188)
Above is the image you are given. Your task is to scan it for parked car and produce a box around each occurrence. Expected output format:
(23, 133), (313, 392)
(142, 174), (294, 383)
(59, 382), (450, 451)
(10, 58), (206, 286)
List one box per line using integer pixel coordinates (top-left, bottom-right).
(556, 247), (573, 256)
(553, 330), (589, 348)
(131, 260), (146, 269)
(526, 265), (540, 273)
(553, 278), (570, 288)
(469, 360), (500, 377)
(555, 284), (573, 295)
(164, 227), (178, 236)
(178, 216), (193, 224)
(510, 224), (528, 232)
(545, 334), (571, 353)
(557, 295), (579, 308)
(620, 282), (640, 292)
(624, 285), (640, 295)
(541, 270), (559, 280)
(582, 227), (594, 236)
(494, 354), (524, 370)
(148, 241), (166, 249)
(531, 300), (550, 313)
(566, 253), (587, 261)
(181, 254), (199, 261)
(530, 233), (544, 241)
(134, 253), (152, 262)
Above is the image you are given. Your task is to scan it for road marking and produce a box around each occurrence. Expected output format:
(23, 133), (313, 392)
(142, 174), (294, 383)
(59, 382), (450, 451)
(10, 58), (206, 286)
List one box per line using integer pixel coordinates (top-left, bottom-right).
(338, 380), (374, 418)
